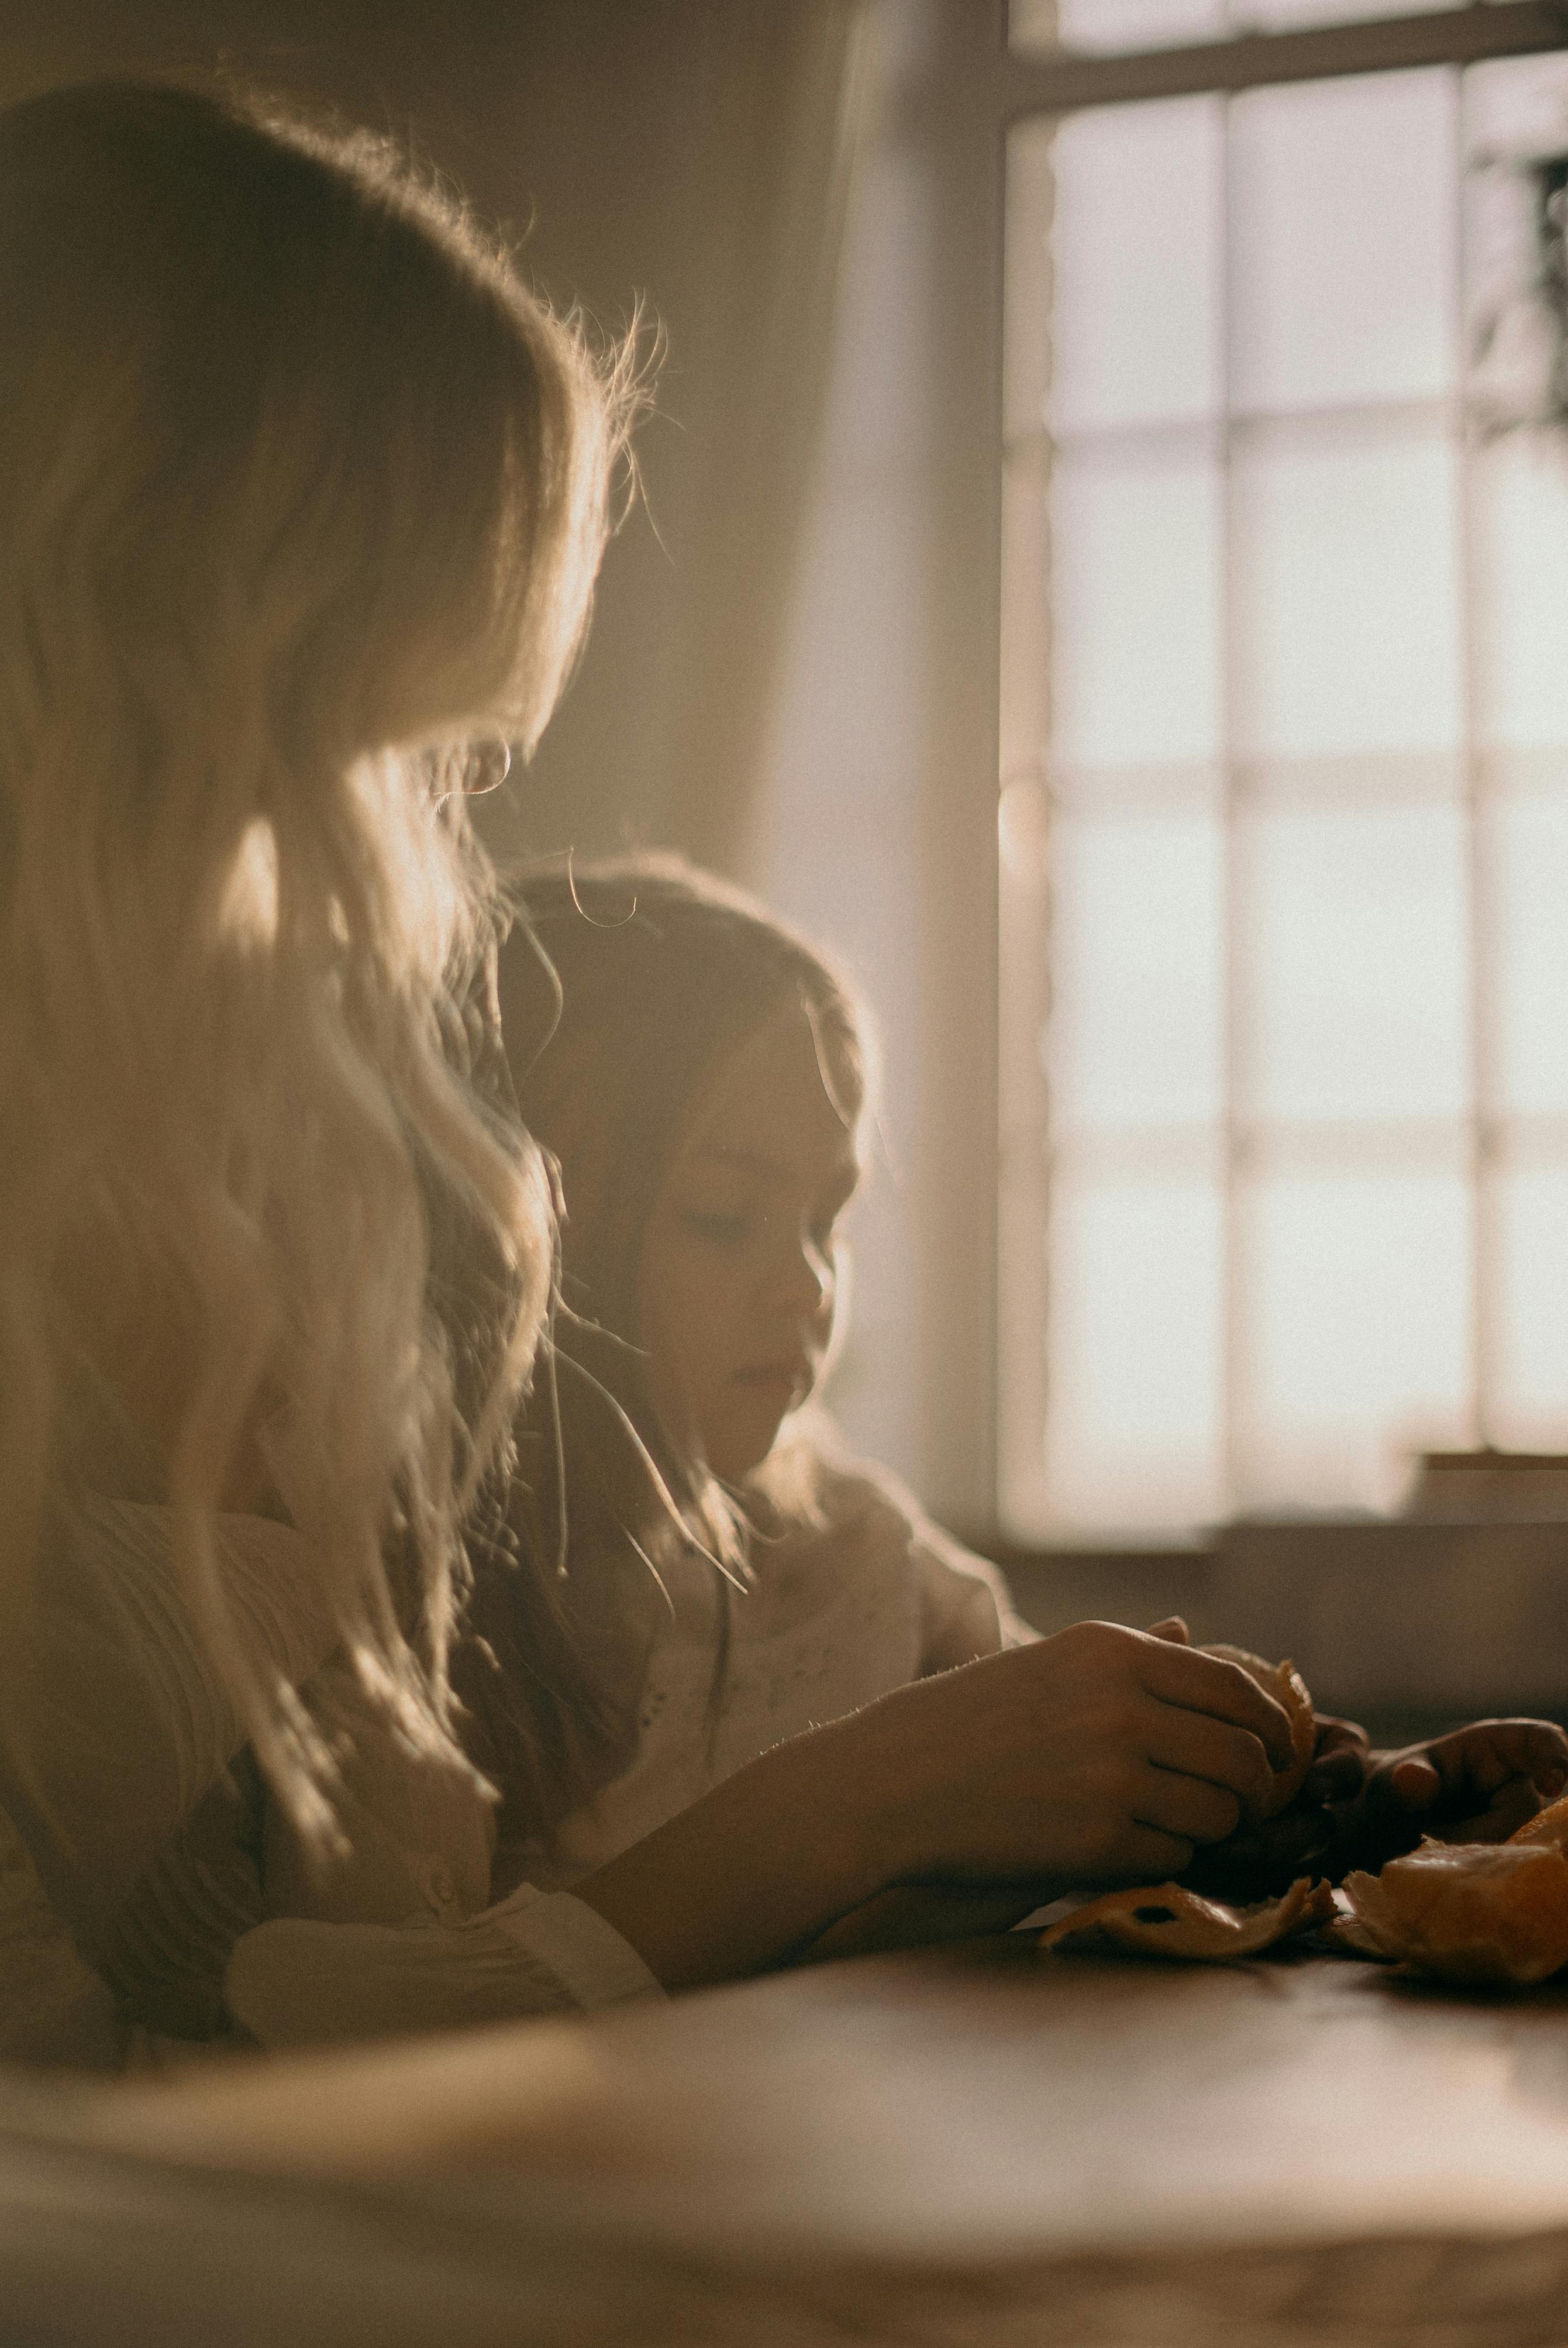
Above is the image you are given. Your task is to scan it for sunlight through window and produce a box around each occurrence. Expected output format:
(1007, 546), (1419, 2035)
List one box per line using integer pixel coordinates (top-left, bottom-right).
(1001, 40), (1568, 1538)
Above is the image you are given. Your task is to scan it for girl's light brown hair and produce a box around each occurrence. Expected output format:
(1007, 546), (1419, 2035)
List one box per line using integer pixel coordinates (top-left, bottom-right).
(0, 80), (632, 1848)
(461, 854), (873, 1843)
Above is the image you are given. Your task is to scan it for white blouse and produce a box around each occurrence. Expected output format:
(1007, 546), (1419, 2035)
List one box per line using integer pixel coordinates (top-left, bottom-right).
(511, 1451), (1023, 1892)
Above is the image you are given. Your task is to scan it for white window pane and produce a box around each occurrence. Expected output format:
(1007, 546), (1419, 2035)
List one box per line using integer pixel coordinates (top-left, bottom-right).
(1245, 0), (1461, 22)
(1491, 783), (1568, 1120)
(1019, 0), (1461, 44)
(1045, 1173), (1225, 1530)
(1049, 98), (1223, 435)
(1049, 805), (1224, 1134)
(1464, 51), (1568, 154)
(1052, 451), (1223, 766)
(1231, 431), (1461, 759)
(1230, 71), (1457, 414)
(1243, 800), (1468, 1125)
(1238, 1170), (1471, 1512)
(1494, 1167), (1568, 1446)
(1017, 0), (1225, 53)
(1463, 60), (1568, 428)
(1471, 439), (1568, 749)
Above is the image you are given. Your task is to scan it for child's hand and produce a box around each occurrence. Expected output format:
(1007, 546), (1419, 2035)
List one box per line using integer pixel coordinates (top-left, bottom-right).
(871, 1617), (1298, 1896)
(1145, 1620), (1371, 1806)
(1178, 1709), (1371, 1900)
(1304, 1713), (1372, 1803)
(1364, 1719), (1568, 1846)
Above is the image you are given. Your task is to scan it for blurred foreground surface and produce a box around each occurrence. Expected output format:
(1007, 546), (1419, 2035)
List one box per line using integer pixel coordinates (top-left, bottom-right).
(8, 1940), (1568, 2343)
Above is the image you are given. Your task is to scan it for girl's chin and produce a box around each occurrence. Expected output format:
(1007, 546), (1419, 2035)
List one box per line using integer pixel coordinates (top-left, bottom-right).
(706, 1378), (812, 1478)
(708, 1413), (791, 1485)
(711, 1439), (781, 1484)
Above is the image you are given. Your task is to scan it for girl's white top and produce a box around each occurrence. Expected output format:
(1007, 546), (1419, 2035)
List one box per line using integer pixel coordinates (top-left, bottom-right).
(512, 1451), (1025, 1893)
(0, 1447), (1018, 2068)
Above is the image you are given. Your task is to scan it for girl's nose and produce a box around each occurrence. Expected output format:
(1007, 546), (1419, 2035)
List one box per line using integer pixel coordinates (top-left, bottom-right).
(775, 1235), (832, 1318)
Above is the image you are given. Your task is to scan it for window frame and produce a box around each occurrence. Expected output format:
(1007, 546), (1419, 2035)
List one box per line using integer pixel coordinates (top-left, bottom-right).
(976, 0), (1568, 1560)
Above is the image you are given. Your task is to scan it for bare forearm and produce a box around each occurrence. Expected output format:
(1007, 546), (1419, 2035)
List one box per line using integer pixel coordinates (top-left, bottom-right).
(573, 1707), (909, 1990)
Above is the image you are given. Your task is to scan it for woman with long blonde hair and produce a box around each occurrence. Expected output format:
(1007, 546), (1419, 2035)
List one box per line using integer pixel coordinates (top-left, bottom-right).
(0, 77), (618, 2051)
(0, 77), (1312, 2065)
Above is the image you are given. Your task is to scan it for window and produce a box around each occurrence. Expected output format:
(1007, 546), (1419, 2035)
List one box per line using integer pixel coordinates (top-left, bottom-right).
(999, 9), (1568, 1538)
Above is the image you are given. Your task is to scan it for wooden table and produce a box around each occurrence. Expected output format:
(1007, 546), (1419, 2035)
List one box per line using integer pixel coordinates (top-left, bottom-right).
(11, 1942), (1568, 2344)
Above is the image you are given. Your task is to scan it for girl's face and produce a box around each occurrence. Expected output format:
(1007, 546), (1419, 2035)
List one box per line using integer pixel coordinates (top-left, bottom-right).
(636, 1001), (863, 1482)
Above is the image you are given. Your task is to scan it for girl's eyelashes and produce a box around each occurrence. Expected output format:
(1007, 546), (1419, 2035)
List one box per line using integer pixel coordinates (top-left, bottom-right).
(675, 1184), (854, 1252)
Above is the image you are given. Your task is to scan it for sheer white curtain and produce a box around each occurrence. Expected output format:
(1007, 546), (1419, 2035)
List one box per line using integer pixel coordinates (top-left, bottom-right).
(747, 2), (1004, 1528)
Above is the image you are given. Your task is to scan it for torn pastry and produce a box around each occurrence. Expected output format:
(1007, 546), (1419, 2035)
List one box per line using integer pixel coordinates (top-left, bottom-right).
(1038, 1874), (1333, 1963)
(1336, 1809), (1568, 1988)
(1201, 1643), (1318, 1817)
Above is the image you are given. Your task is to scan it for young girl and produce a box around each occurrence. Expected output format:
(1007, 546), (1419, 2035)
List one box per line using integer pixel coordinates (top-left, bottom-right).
(467, 854), (1032, 1899)
(0, 75), (625, 2058)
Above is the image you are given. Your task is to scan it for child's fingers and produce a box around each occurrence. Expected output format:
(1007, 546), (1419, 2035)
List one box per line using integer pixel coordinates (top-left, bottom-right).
(1227, 1801), (1336, 1872)
(1307, 1716), (1370, 1800)
(1374, 1722), (1568, 1816)
(1422, 1720), (1562, 1800)
(1115, 1824), (1195, 1882)
(1139, 1638), (1295, 1772)
(1384, 1753), (1442, 1810)
(1146, 1705), (1274, 1816)
(1305, 1745), (1367, 1802)
(1136, 1762), (1243, 1847)
(1145, 1617), (1191, 1646)
(1471, 1719), (1568, 1795)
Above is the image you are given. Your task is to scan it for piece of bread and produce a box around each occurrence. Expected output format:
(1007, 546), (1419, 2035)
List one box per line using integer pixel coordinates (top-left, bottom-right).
(1201, 1644), (1317, 1818)
(1335, 1836), (1568, 1988)
(1336, 1794), (1568, 1986)
(1038, 1875), (1333, 1963)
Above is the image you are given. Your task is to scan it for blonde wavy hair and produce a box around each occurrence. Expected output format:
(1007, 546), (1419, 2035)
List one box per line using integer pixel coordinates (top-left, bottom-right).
(0, 81), (631, 1844)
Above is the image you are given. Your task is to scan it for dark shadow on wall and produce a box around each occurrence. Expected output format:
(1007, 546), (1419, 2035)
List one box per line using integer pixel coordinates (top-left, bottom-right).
(0, 0), (865, 872)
